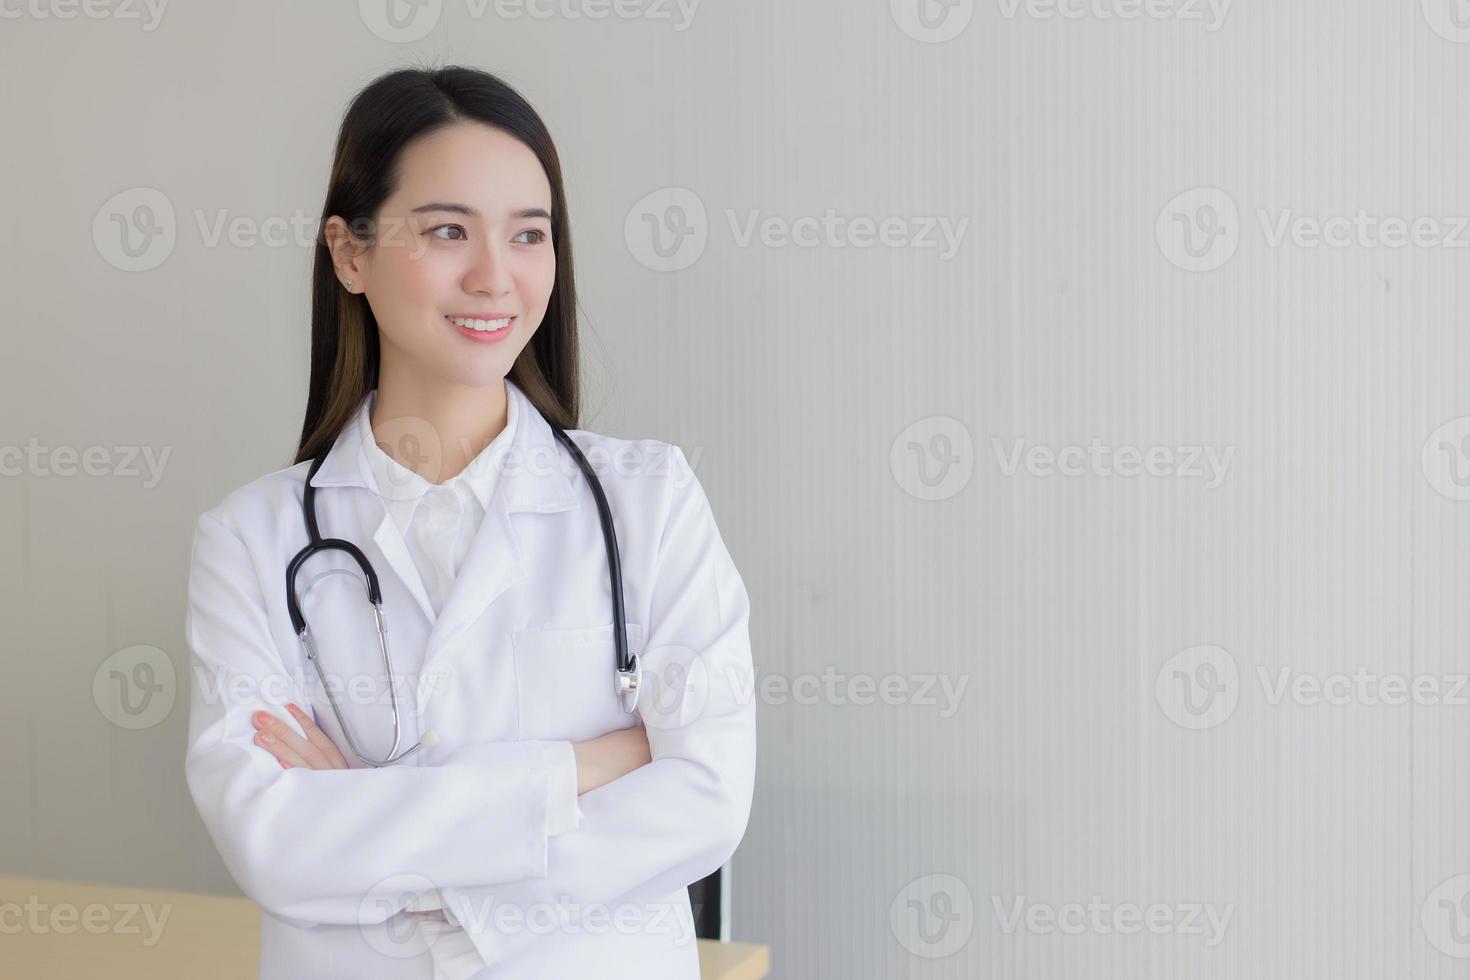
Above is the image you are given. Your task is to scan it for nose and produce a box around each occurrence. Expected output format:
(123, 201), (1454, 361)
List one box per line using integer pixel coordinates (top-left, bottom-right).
(462, 238), (514, 296)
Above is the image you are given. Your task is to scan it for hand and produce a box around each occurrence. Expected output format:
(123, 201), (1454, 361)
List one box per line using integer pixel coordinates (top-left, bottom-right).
(251, 703), (348, 770)
(571, 724), (651, 795)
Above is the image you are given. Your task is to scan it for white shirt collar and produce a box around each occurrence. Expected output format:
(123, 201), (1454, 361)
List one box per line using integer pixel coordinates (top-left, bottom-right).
(357, 382), (521, 530)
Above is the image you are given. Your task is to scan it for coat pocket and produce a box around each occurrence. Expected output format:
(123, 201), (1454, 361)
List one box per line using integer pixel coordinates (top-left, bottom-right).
(511, 622), (646, 741)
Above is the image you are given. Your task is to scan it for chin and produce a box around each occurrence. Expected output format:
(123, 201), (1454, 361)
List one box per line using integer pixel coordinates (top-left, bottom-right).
(443, 361), (515, 388)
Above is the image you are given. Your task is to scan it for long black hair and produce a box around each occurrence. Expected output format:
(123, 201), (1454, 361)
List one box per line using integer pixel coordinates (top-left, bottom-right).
(294, 65), (580, 465)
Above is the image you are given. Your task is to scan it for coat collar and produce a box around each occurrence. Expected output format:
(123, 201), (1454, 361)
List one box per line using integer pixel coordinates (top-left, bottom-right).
(308, 377), (581, 514)
(305, 378), (582, 653)
(356, 385), (519, 537)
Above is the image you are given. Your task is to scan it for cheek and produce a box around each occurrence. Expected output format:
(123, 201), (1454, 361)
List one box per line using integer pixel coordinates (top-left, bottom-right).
(383, 247), (456, 299)
(366, 257), (454, 350)
(373, 252), (457, 329)
(519, 255), (558, 308)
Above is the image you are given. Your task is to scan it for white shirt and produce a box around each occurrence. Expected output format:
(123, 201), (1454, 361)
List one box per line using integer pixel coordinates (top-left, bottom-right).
(360, 386), (516, 621)
(358, 385), (579, 980)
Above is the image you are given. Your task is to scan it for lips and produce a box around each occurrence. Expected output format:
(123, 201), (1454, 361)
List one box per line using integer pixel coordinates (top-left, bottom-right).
(446, 314), (516, 344)
(446, 314), (515, 332)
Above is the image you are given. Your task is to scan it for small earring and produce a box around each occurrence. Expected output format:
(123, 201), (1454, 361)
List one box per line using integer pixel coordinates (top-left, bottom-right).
(343, 279), (354, 291)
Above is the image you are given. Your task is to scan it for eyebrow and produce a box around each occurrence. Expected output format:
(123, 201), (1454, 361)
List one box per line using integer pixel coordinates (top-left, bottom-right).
(409, 202), (552, 221)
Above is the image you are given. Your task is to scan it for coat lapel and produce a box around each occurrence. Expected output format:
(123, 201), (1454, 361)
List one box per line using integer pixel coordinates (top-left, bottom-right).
(307, 392), (437, 626)
(425, 380), (582, 653)
(307, 380), (585, 655)
(370, 513), (436, 624)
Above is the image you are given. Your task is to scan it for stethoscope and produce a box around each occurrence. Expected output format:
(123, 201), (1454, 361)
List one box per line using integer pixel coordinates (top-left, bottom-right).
(285, 417), (640, 768)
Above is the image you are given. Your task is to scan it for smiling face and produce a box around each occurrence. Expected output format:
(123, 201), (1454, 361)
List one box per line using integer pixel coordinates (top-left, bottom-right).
(325, 121), (557, 389)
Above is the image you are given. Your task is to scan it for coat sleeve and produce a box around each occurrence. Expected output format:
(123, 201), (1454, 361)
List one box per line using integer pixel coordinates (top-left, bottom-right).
(182, 509), (575, 927)
(447, 444), (758, 967)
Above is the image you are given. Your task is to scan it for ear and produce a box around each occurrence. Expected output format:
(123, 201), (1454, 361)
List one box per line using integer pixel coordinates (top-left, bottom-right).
(322, 215), (370, 292)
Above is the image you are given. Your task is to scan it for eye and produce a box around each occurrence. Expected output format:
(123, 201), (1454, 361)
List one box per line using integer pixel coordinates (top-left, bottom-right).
(428, 224), (466, 241)
(514, 229), (548, 245)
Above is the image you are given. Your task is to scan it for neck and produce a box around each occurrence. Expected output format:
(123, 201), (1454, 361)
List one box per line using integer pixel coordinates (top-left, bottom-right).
(370, 365), (509, 485)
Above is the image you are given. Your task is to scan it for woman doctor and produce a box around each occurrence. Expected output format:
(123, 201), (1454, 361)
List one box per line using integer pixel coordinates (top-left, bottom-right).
(183, 65), (756, 980)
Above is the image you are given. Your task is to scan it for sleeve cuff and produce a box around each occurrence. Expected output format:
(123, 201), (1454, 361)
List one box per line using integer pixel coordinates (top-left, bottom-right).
(542, 740), (582, 836)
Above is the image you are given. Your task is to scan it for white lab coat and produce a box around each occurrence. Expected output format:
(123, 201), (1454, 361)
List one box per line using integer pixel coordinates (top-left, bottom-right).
(183, 381), (757, 979)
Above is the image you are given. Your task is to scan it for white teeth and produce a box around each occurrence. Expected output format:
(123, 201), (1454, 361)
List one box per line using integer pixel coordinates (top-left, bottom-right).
(449, 316), (512, 331)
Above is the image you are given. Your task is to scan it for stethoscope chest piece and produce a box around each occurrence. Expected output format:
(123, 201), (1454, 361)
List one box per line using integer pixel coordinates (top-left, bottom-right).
(616, 653), (641, 714)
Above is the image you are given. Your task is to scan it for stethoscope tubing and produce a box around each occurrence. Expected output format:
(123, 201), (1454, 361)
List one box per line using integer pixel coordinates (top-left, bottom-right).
(283, 409), (637, 767)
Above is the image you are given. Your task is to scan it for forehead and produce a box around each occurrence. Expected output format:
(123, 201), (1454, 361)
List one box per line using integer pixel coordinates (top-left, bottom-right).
(388, 121), (552, 214)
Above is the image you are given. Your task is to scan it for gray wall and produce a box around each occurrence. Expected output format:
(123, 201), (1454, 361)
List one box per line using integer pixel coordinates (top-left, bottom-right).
(5, 1), (1470, 977)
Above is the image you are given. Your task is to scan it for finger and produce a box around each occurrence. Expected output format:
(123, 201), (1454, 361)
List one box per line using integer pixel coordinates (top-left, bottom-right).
(254, 726), (309, 768)
(287, 703), (348, 769)
(254, 710), (329, 769)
